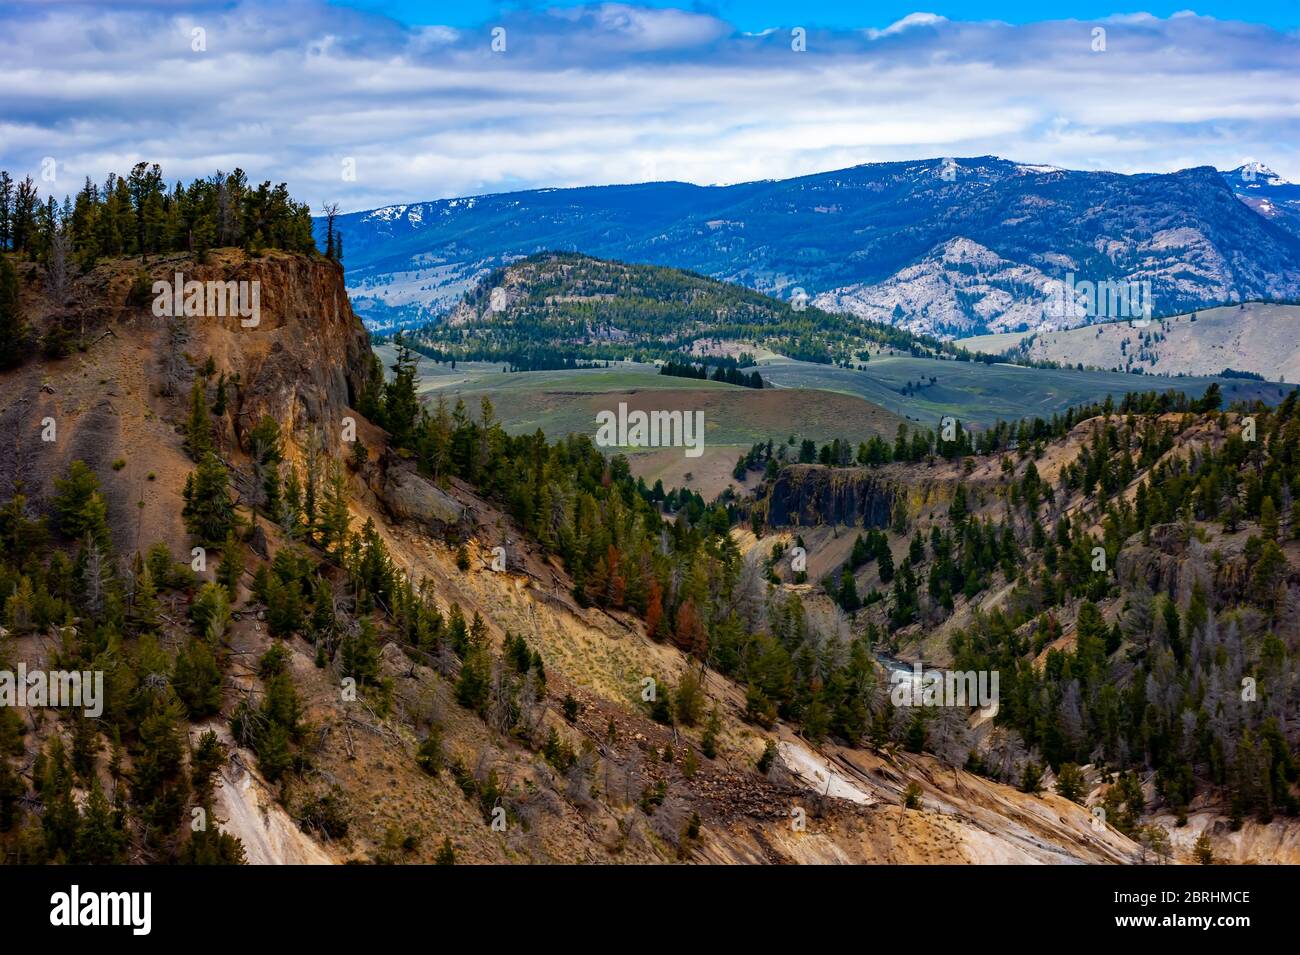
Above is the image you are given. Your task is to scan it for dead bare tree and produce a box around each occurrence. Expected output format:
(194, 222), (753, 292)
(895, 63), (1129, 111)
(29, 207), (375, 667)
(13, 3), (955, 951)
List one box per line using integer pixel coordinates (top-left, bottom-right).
(46, 226), (71, 304)
(159, 315), (189, 398)
(320, 201), (341, 261)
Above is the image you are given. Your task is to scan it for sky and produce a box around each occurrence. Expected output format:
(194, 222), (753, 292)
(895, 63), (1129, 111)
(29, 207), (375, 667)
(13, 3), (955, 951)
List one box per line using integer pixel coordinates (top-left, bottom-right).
(343, 0), (1300, 30)
(2, 0), (1298, 212)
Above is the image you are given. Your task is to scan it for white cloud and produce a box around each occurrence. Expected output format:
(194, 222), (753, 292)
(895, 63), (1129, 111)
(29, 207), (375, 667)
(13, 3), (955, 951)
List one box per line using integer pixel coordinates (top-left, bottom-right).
(866, 13), (948, 39)
(0, 1), (1296, 211)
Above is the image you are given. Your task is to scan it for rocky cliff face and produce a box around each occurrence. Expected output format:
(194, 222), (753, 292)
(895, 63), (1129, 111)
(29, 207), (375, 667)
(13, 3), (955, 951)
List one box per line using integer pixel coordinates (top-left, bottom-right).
(763, 464), (895, 528)
(148, 249), (374, 452)
(0, 248), (373, 552)
(1114, 522), (1281, 611)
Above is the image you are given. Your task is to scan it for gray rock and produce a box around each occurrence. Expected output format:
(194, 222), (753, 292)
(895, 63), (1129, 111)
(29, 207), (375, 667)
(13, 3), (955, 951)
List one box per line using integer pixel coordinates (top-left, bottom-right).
(375, 456), (465, 529)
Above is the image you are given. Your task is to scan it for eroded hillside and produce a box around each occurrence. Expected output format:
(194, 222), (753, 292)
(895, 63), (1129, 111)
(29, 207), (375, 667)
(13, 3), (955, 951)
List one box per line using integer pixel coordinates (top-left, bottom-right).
(746, 393), (1300, 862)
(0, 248), (1180, 865)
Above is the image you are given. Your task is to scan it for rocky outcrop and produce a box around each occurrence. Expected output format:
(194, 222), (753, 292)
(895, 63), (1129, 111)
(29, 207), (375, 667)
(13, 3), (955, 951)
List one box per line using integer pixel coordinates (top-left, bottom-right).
(153, 250), (374, 451)
(1116, 524), (1209, 603)
(763, 464), (894, 528)
(1116, 523), (1255, 608)
(369, 450), (466, 531)
(0, 248), (374, 552)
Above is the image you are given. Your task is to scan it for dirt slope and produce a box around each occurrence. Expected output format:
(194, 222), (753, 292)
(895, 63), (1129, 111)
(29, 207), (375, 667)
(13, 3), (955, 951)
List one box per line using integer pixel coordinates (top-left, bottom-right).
(0, 249), (1173, 865)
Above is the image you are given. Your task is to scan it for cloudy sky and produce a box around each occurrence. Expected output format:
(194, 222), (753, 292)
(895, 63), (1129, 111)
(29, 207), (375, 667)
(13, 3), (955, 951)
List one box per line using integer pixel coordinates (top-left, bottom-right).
(1, 0), (1298, 212)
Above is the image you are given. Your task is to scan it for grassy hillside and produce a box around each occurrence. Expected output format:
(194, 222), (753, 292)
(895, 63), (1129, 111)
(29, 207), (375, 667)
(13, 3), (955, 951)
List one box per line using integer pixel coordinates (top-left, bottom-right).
(756, 354), (1285, 427)
(375, 348), (901, 442)
(374, 346), (905, 499)
(957, 302), (1300, 383)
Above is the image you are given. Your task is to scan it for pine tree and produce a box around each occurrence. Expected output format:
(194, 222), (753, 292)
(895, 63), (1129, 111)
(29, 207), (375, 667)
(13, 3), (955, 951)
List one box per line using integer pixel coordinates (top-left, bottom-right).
(173, 637), (223, 718)
(186, 376), (213, 459)
(212, 371), (228, 416)
(318, 461), (350, 560)
(217, 531), (243, 600)
(179, 826), (247, 865)
(341, 618), (381, 686)
(1193, 831), (1214, 865)
(1261, 495), (1278, 541)
(182, 452), (235, 545)
(79, 533), (111, 617)
(52, 460), (107, 542)
(131, 701), (191, 843)
(756, 739), (778, 774)
(838, 568), (860, 611)
(803, 693), (830, 743)
(248, 416), (282, 519)
(435, 836), (456, 865)
(381, 334), (421, 447)
(303, 430), (322, 545)
(191, 581), (231, 641)
(0, 755), (22, 832)
(1055, 763), (1085, 803)
(416, 727), (444, 776)
(455, 645), (491, 716)
(877, 540), (895, 583)
(3, 575), (34, 632)
(1020, 760), (1044, 794)
(129, 560), (161, 633)
(280, 464), (303, 537)
(673, 669), (704, 726)
(72, 780), (127, 864)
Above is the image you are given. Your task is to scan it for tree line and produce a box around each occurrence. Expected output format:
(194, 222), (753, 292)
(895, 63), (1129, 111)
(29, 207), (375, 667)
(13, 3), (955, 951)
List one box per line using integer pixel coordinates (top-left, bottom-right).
(0, 164), (320, 268)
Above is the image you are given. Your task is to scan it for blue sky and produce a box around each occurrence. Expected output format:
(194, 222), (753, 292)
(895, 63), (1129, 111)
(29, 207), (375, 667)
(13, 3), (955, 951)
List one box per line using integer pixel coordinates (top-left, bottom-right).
(2, 1), (1297, 211)
(339, 1), (1300, 30)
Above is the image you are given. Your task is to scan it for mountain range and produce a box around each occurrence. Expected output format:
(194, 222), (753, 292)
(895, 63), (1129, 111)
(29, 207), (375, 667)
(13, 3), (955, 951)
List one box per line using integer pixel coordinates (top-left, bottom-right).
(321, 157), (1300, 339)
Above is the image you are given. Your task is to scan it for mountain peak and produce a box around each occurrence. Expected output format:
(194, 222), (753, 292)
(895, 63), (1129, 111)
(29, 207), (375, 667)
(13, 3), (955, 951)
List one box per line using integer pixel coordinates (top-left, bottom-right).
(1225, 161), (1292, 186)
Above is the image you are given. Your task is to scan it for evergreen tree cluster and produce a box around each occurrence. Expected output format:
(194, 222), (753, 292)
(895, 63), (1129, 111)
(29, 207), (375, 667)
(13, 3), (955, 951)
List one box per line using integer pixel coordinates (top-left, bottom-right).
(0, 164), (317, 266)
(659, 359), (764, 388)
(925, 390), (1300, 821)
(0, 461), (247, 862)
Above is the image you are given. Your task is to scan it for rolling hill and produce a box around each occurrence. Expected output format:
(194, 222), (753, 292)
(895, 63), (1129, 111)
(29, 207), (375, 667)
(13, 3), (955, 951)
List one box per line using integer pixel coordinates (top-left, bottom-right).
(755, 354), (1286, 427)
(957, 302), (1300, 383)
(386, 254), (1287, 447)
(402, 250), (937, 368)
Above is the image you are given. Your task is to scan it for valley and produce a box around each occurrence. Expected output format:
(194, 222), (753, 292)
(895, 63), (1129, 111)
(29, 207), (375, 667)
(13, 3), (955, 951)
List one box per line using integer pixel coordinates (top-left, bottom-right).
(1, 163), (1298, 874)
(1, 240), (1216, 866)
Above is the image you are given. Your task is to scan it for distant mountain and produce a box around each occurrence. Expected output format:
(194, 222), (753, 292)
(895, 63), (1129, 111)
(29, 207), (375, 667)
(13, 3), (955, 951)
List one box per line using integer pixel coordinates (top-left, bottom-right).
(321, 156), (1300, 338)
(1222, 162), (1300, 237)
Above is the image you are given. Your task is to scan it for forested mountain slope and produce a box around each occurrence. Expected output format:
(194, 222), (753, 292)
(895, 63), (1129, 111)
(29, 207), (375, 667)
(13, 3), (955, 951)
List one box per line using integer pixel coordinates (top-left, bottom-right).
(2, 166), (1295, 864)
(0, 230), (1148, 865)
